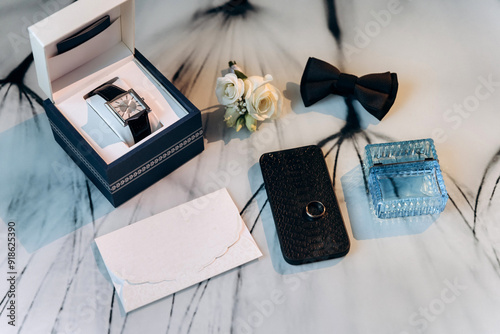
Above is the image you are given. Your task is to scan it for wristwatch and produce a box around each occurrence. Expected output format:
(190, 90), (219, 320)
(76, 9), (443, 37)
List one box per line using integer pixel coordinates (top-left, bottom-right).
(84, 77), (151, 144)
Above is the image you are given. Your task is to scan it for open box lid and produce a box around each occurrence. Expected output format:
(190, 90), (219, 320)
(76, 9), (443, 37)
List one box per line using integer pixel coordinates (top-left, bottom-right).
(28, 0), (135, 101)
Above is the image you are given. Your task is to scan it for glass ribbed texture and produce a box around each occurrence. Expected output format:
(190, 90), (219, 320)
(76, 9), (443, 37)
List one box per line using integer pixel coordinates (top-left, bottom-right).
(364, 139), (448, 219)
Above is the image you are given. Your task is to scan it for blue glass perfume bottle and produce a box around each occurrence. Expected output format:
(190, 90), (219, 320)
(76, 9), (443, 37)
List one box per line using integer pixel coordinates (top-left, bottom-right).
(364, 139), (448, 219)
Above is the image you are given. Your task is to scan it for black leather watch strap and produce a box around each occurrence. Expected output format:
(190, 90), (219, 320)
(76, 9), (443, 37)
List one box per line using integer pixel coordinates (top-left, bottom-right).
(94, 84), (126, 101)
(128, 111), (151, 143)
(83, 77), (123, 100)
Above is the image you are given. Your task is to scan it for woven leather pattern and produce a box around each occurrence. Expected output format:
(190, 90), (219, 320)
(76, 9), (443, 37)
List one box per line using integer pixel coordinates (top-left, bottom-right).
(260, 145), (350, 265)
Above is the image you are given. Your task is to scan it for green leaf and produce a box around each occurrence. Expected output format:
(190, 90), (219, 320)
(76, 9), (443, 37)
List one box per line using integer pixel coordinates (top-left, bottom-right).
(228, 61), (247, 79)
(245, 113), (257, 132)
(234, 70), (247, 80)
(235, 116), (245, 132)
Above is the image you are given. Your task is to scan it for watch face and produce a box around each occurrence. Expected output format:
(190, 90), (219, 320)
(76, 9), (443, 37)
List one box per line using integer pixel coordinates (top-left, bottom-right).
(106, 89), (149, 125)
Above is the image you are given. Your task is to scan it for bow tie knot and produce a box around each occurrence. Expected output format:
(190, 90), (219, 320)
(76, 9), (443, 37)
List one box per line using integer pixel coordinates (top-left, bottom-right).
(300, 57), (398, 121)
(335, 73), (358, 96)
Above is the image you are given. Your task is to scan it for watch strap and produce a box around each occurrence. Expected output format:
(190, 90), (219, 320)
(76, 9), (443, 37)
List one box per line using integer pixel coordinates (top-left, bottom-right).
(83, 77), (122, 100)
(95, 84), (126, 101)
(128, 111), (151, 143)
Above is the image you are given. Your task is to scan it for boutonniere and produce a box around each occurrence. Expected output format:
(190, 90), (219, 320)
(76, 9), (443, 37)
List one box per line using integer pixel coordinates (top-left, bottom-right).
(215, 61), (283, 132)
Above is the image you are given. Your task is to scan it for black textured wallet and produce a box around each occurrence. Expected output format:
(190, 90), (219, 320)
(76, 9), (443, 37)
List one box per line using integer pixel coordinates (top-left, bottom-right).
(260, 145), (350, 265)
(56, 15), (111, 54)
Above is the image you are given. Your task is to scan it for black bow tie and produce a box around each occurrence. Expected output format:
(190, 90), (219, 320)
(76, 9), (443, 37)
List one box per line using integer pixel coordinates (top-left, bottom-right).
(300, 57), (398, 121)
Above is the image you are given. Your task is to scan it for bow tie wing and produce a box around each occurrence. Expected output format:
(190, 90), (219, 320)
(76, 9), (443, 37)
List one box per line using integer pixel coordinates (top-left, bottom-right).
(300, 57), (341, 107)
(354, 72), (398, 121)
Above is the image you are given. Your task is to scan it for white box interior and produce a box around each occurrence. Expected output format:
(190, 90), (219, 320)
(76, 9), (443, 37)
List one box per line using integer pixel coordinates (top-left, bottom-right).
(29, 0), (189, 164)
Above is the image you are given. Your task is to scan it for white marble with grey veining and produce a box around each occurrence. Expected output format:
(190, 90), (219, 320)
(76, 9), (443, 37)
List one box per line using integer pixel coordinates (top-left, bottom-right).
(1, 0), (500, 333)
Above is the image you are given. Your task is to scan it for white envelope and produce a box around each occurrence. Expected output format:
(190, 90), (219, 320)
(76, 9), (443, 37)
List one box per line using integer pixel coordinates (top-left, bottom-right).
(95, 188), (262, 312)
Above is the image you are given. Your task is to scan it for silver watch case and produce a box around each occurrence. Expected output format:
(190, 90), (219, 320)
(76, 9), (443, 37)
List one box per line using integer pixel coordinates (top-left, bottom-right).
(105, 89), (151, 127)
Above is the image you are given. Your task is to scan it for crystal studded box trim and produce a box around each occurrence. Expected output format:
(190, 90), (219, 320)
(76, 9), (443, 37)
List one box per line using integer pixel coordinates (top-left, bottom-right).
(49, 119), (203, 194)
(109, 129), (203, 193)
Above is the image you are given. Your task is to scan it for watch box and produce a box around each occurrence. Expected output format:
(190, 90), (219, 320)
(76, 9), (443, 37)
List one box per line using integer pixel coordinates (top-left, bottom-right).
(28, 0), (204, 207)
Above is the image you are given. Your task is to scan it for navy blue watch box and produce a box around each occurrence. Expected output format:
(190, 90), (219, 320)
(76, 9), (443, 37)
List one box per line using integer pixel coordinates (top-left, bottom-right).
(29, 0), (204, 207)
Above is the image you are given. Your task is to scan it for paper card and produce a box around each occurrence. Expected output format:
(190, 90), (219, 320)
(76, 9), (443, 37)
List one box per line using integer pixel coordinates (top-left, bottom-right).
(95, 188), (262, 312)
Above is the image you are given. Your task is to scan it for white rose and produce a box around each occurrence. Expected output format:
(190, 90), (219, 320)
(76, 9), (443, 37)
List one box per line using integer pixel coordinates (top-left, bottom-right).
(215, 73), (245, 106)
(244, 75), (282, 121)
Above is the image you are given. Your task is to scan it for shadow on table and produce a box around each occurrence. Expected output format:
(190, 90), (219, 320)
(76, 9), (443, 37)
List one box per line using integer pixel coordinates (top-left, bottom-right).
(249, 163), (344, 275)
(340, 165), (438, 240)
(283, 82), (380, 129)
(0, 114), (114, 253)
(201, 105), (253, 145)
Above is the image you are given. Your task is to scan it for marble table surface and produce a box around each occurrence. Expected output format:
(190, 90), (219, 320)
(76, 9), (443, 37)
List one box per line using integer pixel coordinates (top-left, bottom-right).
(2, 0), (500, 333)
